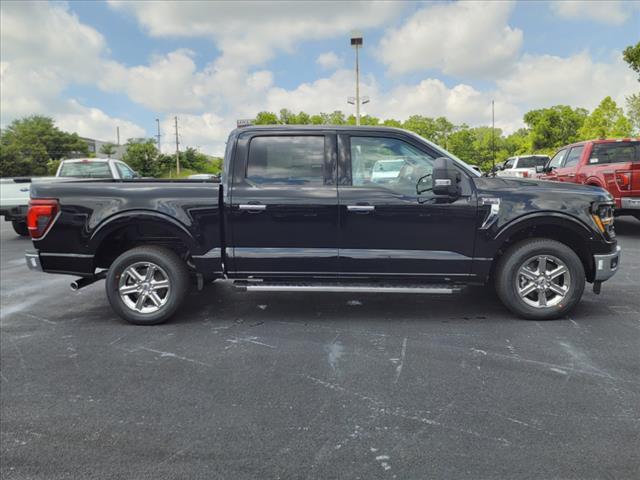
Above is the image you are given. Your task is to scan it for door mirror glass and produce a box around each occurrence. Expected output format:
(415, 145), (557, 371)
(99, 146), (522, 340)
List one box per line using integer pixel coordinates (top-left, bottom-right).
(430, 157), (461, 197)
(535, 165), (544, 174)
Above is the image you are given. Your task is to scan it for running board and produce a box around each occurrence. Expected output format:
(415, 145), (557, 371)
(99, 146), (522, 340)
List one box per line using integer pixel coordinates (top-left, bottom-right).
(235, 283), (462, 294)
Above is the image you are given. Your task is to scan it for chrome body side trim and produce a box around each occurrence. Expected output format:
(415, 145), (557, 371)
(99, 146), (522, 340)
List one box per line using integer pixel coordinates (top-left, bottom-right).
(39, 252), (94, 258)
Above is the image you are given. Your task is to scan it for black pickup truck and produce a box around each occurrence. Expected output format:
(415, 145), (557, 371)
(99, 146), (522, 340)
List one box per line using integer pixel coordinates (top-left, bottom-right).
(25, 126), (621, 324)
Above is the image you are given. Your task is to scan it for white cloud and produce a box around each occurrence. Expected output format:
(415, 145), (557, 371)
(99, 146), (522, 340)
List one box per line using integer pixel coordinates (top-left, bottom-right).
(550, 1), (639, 25)
(100, 50), (205, 112)
(56, 101), (146, 142)
(0, 1), (146, 141)
(108, 1), (402, 68)
(495, 52), (637, 112)
(378, 1), (523, 77)
(159, 113), (230, 156)
(316, 51), (342, 70)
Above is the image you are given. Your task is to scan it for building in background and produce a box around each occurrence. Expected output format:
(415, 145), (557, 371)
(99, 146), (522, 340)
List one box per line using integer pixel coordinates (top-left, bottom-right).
(78, 137), (127, 160)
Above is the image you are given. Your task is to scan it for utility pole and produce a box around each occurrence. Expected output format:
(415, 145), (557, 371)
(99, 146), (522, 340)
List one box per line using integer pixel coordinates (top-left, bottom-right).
(116, 126), (120, 146)
(174, 116), (180, 176)
(155, 118), (161, 153)
(491, 100), (495, 171)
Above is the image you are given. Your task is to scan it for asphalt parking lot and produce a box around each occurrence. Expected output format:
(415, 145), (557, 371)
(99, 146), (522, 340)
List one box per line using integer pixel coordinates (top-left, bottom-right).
(1, 219), (639, 479)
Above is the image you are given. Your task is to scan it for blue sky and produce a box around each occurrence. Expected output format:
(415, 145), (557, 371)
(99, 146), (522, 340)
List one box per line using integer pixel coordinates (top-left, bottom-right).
(1, 1), (638, 154)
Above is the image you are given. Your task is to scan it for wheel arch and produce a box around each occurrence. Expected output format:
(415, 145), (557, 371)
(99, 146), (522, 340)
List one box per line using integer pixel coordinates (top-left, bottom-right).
(89, 210), (199, 269)
(491, 213), (596, 282)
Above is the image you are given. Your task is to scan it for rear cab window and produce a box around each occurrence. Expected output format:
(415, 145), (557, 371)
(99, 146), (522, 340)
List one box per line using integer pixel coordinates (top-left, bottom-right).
(517, 156), (549, 168)
(58, 161), (112, 178)
(589, 142), (639, 164)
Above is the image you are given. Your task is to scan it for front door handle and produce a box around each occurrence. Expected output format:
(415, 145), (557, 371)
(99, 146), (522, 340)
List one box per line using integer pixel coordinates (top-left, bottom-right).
(567, 173), (576, 178)
(238, 204), (267, 212)
(347, 205), (375, 213)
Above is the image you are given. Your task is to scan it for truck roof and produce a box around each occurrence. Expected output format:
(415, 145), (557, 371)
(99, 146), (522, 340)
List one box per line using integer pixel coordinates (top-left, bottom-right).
(230, 125), (410, 136)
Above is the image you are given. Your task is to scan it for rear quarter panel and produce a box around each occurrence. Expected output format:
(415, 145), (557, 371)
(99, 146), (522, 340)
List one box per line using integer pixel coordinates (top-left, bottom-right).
(30, 180), (222, 274)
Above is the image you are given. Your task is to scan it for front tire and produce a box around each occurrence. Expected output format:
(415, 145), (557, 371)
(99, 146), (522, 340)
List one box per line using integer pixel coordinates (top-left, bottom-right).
(106, 246), (190, 325)
(495, 239), (585, 320)
(11, 220), (29, 236)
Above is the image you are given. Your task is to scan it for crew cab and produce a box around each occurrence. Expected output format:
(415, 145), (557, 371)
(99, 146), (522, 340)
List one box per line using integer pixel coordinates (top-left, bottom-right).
(540, 139), (639, 219)
(495, 155), (550, 179)
(1, 158), (138, 236)
(25, 126), (620, 325)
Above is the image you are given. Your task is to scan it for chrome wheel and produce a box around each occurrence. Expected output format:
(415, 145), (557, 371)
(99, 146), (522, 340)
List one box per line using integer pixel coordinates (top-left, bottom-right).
(516, 254), (570, 308)
(118, 262), (170, 314)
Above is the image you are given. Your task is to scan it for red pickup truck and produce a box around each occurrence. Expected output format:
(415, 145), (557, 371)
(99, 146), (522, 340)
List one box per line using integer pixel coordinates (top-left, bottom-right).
(540, 139), (640, 219)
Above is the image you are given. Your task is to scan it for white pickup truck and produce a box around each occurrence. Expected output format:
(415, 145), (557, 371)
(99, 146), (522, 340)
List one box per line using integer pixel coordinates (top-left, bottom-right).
(495, 155), (550, 179)
(0, 158), (138, 236)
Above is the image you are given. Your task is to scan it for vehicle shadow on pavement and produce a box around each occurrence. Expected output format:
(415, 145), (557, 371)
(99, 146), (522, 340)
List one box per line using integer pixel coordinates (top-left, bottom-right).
(614, 217), (640, 236)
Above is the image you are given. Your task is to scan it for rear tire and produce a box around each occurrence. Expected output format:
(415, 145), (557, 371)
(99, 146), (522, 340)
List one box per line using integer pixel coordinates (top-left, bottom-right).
(495, 238), (585, 320)
(11, 220), (28, 237)
(106, 246), (190, 325)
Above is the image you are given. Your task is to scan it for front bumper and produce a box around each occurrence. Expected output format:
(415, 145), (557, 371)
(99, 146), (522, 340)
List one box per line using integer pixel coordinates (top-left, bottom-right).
(593, 246), (621, 282)
(25, 251), (42, 271)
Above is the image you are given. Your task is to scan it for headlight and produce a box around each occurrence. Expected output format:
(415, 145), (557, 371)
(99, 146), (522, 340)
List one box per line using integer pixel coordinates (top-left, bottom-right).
(591, 203), (615, 237)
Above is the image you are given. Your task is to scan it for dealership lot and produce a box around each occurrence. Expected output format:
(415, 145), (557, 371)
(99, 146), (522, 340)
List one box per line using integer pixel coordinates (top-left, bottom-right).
(1, 219), (639, 479)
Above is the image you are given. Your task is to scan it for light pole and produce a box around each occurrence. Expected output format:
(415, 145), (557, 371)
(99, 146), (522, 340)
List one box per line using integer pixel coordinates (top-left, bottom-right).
(350, 33), (365, 126)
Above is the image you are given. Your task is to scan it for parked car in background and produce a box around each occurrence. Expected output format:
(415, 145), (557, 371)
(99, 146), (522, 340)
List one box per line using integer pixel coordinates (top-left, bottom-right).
(1, 158), (138, 236)
(539, 139), (639, 220)
(187, 173), (220, 181)
(495, 155), (550, 179)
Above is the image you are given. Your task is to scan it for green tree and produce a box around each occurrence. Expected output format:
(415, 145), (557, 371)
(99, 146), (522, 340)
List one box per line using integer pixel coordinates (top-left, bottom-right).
(122, 139), (159, 177)
(382, 119), (402, 128)
(578, 96), (633, 139)
(523, 105), (588, 150)
(99, 143), (116, 158)
(623, 42), (640, 81)
(254, 111), (280, 125)
(626, 93), (640, 135)
(0, 115), (88, 176)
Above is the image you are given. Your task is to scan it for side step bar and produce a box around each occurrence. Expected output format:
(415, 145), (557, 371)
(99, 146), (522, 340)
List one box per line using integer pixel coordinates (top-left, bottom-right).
(236, 283), (462, 294)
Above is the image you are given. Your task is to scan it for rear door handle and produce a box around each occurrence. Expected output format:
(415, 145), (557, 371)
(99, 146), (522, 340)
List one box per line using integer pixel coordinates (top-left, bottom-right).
(238, 204), (267, 212)
(347, 205), (375, 213)
(567, 173), (576, 178)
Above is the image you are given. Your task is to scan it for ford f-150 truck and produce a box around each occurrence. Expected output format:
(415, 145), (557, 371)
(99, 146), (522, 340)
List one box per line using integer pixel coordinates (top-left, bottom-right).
(539, 139), (639, 219)
(25, 126), (621, 324)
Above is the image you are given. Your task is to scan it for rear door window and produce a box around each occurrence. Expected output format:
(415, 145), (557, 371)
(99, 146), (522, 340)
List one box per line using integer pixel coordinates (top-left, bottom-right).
(58, 161), (112, 178)
(589, 142), (639, 164)
(246, 136), (326, 186)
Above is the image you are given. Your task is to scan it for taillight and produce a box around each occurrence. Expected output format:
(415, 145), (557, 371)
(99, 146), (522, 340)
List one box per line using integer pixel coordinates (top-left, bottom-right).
(615, 171), (631, 190)
(27, 199), (59, 239)
(522, 171), (529, 178)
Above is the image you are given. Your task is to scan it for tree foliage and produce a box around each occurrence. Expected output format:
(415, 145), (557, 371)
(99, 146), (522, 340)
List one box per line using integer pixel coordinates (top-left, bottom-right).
(523, 105), (588, 152)
(99, 143), (116, 158)
(0, 116), (88, 177)
(623, 42), (640, 81)
(578, 96), (632, 139)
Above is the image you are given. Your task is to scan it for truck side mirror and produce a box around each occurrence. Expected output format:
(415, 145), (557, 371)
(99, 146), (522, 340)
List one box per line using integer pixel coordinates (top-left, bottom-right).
(535, 165), (544, 174)
(432, 157), (461, 197)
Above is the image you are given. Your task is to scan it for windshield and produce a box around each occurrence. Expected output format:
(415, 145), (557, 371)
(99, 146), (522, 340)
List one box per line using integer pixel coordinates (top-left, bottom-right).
(58, 161), (112, 178)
